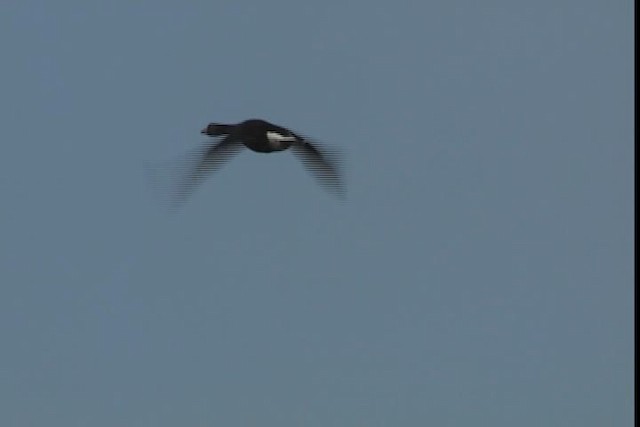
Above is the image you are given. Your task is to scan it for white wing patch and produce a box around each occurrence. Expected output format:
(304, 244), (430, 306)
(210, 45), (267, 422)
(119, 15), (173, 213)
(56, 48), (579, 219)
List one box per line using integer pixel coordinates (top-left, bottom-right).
(266, 131), (296, 143)
(266, 131), (297, 150)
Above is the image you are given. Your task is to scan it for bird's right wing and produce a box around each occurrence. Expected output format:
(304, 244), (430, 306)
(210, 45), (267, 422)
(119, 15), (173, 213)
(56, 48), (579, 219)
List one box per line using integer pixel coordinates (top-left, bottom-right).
(291, 137), (346, 199)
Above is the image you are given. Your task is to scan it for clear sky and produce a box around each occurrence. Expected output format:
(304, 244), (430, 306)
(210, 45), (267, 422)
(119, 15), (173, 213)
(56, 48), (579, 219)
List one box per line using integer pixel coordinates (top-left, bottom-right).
(0, 1), (633, 426)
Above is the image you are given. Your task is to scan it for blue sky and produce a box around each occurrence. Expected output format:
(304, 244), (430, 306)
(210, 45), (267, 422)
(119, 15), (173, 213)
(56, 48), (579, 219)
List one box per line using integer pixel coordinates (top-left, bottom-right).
(0, 1), (633, 425)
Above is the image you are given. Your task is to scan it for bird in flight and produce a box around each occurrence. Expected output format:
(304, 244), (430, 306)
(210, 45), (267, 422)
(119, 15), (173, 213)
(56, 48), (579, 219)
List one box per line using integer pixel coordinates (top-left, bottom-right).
(150, 119), (345, 207)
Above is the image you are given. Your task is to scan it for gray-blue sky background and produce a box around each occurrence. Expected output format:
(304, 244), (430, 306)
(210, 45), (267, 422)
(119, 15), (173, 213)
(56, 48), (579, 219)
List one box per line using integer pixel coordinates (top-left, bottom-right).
(0, 1), (633, 426)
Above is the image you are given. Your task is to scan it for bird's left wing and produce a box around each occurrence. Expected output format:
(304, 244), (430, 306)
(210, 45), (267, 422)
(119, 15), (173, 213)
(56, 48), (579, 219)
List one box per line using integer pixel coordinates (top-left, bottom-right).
(148, 135), (244, 209)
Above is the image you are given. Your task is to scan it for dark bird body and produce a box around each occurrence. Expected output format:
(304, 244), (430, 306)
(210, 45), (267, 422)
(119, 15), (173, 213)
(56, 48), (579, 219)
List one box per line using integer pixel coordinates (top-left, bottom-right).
(202, 119), (301, 153)
(153, 119), (345, 207)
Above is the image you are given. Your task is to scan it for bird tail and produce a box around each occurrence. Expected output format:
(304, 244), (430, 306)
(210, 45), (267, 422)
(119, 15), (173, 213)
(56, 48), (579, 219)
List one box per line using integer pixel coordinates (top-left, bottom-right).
(201, 123), (232, 136)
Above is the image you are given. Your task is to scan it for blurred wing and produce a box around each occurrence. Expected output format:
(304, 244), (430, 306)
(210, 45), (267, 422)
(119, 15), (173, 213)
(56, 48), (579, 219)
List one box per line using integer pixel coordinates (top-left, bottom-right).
(147, 136), (244, 209)
(291, 137), (345, 199)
